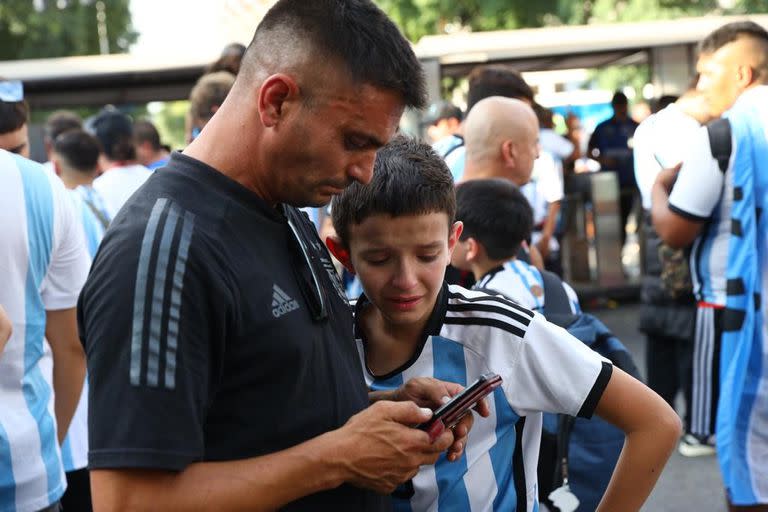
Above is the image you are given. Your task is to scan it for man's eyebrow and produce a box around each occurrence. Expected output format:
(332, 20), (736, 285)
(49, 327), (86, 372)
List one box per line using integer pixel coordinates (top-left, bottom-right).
(8, 142), (27, 154)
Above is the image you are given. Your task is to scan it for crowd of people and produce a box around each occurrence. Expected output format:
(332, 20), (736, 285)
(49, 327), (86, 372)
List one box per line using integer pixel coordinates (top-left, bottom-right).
(0, 1), (766, 511)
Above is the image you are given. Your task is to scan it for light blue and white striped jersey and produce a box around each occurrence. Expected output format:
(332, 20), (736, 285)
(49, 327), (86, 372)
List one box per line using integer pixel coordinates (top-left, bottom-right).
(668, 115), (735, 306)
(715, 86), (768, 505)
(475, 260), (581, 314)
(58, 186), (110, 473)
(354, 284), (610, 512)
(0, 151), (89, 512)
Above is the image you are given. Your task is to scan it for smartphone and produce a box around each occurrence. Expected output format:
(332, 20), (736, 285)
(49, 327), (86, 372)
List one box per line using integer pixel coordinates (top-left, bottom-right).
(417, 373), (503, 441)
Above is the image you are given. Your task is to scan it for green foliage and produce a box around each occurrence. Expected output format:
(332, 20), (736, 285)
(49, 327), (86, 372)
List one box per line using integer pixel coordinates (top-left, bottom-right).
(0, 0), (137, 60)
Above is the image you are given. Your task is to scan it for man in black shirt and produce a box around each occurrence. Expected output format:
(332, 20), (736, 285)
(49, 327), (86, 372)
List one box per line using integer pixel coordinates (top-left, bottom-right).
(78, 1), (482, 510)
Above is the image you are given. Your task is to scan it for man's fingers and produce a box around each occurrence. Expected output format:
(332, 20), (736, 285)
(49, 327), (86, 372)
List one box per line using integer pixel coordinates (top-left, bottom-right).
(375, 400), (433, 425)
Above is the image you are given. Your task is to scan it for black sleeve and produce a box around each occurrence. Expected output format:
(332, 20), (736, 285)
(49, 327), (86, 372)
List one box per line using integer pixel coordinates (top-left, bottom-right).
(79, 202), (232, 471)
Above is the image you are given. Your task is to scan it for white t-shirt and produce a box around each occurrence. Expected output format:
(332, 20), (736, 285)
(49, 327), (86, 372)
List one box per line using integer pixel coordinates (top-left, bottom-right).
(633, 103), (702, 210)
(540, 128), (574, 162)
(92, 163), (152, 218)
(521, 151), (564, 252)
(667, 113), (733, 306)
(0, 151), (89, 512)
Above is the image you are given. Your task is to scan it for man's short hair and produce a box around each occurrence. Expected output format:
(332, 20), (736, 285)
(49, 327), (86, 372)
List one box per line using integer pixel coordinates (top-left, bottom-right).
(53, 129), (101, 173)
(611, 91), (629, 107)
(455, 179), (533, 260)
(134, 119), (163, 151)
(0, 100), (29, 135)
(44, 110), (82, 142)
(699, 20), (768, 54)
(699, 21), (768, 81)
(331, 135), (455, 247)
(244, 0), (426, 110)
(189, 71), (236, 126)
(85, 107), (135, 161)
(466, 65), (534, 114)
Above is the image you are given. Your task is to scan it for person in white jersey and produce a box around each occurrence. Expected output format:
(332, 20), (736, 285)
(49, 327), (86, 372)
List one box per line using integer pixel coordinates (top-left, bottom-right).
(0, 149), (89, 512)
(88, 107), (152, 218)
(50, 128), (109, 512)
(652, 21), (768, 511)
(327, 136), (680, 512)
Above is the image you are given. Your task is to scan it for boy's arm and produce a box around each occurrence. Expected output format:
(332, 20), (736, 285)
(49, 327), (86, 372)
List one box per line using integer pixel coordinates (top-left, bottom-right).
(46, 307), (86, 444)
(594, 367), (681, 512)
(0, 305), (11, 356)
(91, 400), (452, 511)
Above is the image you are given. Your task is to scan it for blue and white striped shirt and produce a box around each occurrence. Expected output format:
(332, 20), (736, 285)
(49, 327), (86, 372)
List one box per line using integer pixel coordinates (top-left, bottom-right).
(354, 284), (610, 512)
(0, 151), (89, 512)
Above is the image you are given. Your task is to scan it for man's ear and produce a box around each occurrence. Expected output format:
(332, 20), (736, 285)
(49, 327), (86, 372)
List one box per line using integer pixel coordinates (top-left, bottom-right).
(735, 64), (755, 89)
(258, 74), (299, 128)
(325, 236), (355, 274)
(501, 140), (516, 168)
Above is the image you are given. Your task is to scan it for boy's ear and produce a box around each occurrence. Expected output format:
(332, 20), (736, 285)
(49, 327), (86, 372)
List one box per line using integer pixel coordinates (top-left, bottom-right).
(325, 236), (355, 274)
(448, 221), (463, 254)
(465, 237), (481, 262)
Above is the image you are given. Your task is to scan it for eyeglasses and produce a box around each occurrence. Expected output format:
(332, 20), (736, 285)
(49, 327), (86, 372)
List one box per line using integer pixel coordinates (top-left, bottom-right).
(286, 211), (328, 322)
(0, 81), (24, 102)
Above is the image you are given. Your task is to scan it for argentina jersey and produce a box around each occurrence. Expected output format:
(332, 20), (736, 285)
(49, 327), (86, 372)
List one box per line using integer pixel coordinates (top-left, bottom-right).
(353, 284), (610, 512)
(433, 134), (466, 182)
(0, 151), (89, 512)
(668, 122), (735, 306)
(475, 260), (580, 314)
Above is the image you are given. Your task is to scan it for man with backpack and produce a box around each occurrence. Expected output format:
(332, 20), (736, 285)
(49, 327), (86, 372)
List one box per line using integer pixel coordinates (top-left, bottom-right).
(652, 21), (768, 510)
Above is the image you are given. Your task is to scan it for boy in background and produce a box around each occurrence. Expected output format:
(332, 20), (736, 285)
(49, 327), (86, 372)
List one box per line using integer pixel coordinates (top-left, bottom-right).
(326, 136), (680, 511)
(452, 178), (580, 314)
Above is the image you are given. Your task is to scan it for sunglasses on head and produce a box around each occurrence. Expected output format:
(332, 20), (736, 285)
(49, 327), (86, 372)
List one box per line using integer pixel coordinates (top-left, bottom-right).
(0, 81), (24, 103)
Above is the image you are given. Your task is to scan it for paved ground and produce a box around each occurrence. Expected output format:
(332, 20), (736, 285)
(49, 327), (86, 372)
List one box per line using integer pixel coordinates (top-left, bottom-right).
(588, 301), (726, 512)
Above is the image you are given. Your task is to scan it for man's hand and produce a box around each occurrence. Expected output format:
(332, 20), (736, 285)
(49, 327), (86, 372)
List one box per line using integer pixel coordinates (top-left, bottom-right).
(0, 305), (11, 356)
(372, 377), (491, 462)
(653, 163), (682, 193)
(333, 400), (454, 494)
(535, 235), (551, 261)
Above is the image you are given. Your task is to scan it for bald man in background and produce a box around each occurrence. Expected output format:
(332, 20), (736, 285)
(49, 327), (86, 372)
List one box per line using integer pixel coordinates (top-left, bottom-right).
(463, 96), (539, 187)
(462, 96), (543, 268)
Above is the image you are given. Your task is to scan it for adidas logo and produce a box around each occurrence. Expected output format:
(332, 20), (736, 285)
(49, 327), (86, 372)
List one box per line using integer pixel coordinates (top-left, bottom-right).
(272, 284), (300, 318)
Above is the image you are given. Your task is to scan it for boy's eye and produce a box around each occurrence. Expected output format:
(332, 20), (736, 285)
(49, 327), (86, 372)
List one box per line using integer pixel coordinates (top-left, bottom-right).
(419, 254), (439, 263)
(364, 256), (389, 265)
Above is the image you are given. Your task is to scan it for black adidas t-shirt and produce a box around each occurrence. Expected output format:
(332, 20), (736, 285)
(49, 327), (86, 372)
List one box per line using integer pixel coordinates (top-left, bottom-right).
(78, 153), (388, 511)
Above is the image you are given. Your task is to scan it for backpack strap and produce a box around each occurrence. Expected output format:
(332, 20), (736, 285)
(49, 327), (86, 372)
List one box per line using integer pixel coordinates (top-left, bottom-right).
(441, 135), (465, 159)
(706, 117), (732, 173)
(83, 197), (110, 230)
(540, 270), (579, 329)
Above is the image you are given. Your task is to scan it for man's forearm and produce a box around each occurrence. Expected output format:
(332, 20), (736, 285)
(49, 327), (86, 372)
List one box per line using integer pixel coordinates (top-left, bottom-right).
(92, 431), (346, 512)
(46, 307), (86, 443)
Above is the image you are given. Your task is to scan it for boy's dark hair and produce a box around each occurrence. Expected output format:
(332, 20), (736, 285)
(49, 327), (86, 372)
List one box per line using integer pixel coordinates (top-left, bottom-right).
(331, 135), (455, 247)
(0, 100), (29, 135)
(44, 110), (82, 143)
(85, 107), (135, 161)
(455, 179), (533, 261)
(466, 65), (533, 114)
(134, 119), (163, 150)
(244, 0), (426, 109)
(53, 129), (101, 173)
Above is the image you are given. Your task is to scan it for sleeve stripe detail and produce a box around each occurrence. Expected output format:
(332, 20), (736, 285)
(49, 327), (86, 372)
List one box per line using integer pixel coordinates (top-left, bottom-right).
(443, 316), (527, 339)
(131, 198), (169, 386)
(447, 302), (532, 328)
(577, 361), (613, 418)
(448, 288), (534, 319)
(130, 198), (195, 390)
(147, 204), (181, 387)
(668, 203), (709, 223)
(165, 210), (195, 390)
